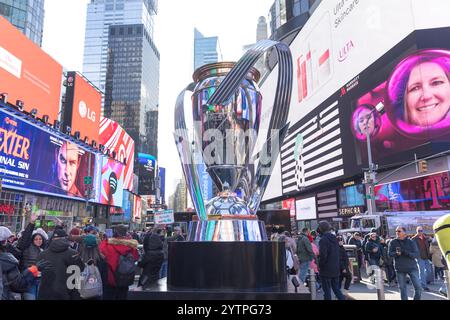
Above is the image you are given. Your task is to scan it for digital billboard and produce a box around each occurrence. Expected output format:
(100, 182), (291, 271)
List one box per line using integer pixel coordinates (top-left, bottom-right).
(99, 117), (135, 191)
(0, 106), (95, 200)
(295, 197), (317, 221)
(158, 167), (166, 204)
(133, 194), (142, 221)
(0, 16), (63, 124)
(64, 72), (101, 144)
(138, 153), (156, 195)
(97, 156), (124, 207)
(261, 0), (450, 202)
(122, 190), (132, 223)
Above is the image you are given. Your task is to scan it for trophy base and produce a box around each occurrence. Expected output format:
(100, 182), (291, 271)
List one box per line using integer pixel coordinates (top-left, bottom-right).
(167, 241), (287, 292)
(187, 219), (268, 241)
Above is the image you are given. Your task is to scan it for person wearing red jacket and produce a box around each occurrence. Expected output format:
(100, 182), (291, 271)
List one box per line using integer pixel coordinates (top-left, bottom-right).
(99, 225), (139, 300)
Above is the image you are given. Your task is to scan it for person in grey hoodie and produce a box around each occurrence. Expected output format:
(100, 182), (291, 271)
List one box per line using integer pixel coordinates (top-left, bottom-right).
(388, 226), (422, 300)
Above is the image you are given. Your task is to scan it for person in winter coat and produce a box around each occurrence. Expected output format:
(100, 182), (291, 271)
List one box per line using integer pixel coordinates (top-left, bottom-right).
(0, 226), (44, 300)
(296, 228), (315, 283)
(382, 238), (396, 286)
(99, 225), (139, 300)
(365, 233), (383, 283)
(411, 226), (432, 290)
(337, 236), (352, 293)
(79, 234), (108, 300)
(388, 226), (422, 300)
(139, 230), (164, 289)
(317, 221), (346, 300)
(37, 228), (85, 300)
(429, 238), (445, 281)
(348, 232), (363, 274)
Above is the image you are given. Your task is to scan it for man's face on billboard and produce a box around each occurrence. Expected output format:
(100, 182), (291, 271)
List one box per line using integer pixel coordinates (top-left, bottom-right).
(57, 142), (80, 192)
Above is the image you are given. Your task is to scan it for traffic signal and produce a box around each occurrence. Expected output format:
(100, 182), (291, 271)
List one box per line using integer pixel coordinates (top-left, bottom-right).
(418, 160), (428, 173)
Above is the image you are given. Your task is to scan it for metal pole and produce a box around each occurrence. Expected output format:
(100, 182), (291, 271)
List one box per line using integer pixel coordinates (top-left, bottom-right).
(365, 118), (377, 216)
(309, 268), (317, 300)
(445, 269), (450, 300)
(375, 267), (385, 300)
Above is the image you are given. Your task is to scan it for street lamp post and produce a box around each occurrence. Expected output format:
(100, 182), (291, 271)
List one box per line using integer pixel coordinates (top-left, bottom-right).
(364, 115), (377, 216)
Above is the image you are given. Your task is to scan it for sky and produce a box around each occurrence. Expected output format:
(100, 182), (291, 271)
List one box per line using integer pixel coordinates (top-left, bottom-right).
(42, 0), (274, 198)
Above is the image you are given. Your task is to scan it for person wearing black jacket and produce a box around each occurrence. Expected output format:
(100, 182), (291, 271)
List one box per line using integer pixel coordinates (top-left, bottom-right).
(365, 233), (383, 283)
(388, 226), (422, 300)
(138, 230), (164, 289)
(348, 232), (363, 272)
(0, 226), (45, 300)
(337, 236), (352, 293)
(37, 228), (85, 300)
(318, 221), (346, 300)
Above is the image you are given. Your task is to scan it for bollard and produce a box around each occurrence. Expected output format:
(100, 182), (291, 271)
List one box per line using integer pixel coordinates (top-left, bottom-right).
(375, 267), (385, 300)
(309, 268), (317, 300)
(445, 269), (450, 300)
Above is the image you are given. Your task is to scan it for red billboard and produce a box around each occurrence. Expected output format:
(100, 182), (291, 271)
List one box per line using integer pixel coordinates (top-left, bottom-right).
(0, 16), (62, 123)
(64, 72), (101, 143)
(99, 117), (135, 191)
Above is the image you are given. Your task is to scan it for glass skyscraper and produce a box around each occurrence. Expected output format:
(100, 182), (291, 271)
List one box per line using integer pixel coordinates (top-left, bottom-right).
(0, 0), (45, 46)
(83, 0), (158, 94)
(194, 28), (222, 70)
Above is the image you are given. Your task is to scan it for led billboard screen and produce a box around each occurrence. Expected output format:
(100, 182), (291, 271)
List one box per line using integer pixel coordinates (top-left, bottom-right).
(99, 117), (135, 191)
(64, 72), (101, 144)
(0, 16), (62, 124)
(138, 153), (156, 195)
(0, 106), (95, 200)
(97, 156), (124, 207)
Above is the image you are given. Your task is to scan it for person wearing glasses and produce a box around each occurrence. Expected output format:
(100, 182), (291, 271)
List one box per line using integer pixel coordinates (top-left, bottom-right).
(411, 226), (432, 291)
(388, 226), (422, 300)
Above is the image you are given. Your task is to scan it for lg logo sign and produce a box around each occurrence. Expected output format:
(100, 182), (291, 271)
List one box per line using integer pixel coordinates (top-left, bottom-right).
(79, 100), (96, 122)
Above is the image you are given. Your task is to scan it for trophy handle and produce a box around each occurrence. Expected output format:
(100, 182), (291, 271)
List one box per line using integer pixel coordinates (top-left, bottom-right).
(174, 83), (207, 220)
(207, 40), (293, 213)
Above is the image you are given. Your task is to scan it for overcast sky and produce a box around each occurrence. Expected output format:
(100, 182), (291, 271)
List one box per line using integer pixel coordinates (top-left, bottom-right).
(42, 0), (274, 198)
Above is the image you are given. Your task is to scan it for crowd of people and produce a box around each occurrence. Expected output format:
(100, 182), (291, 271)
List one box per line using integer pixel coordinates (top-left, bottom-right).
(0, 211), (185, 300)
(272, 223), (448, 300)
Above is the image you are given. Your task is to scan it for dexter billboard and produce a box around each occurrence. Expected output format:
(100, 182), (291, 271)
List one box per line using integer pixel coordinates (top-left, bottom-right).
(64, 72), (101, 144)
(0, 106), (95, 200)
(0, 16), (62, 123)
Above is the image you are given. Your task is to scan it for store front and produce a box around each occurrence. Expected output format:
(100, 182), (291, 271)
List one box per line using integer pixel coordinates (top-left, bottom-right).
(337, 183), (366, 230)
(0, 190), (25, 233)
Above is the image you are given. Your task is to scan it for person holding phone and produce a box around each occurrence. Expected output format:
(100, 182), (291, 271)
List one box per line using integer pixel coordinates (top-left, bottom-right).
(388, 226), (422, 300)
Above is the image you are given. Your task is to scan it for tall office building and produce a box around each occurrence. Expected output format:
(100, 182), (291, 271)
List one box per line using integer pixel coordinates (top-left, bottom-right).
(194, 28), (222, 70)
(256, 16), (268, 41)
(0, 0), (45, 46)
(83, 0), (158, 95)
(104, 23), (159, 157)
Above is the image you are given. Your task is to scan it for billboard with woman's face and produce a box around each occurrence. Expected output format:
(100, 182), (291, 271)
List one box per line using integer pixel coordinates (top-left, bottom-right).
(351, 48), (450, 162)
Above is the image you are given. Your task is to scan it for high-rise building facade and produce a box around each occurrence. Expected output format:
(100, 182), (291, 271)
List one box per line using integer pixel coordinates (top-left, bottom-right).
(104, 23), (160, 157)
(256, 16), (268, 41)
(83, 0), (158, 94)
(0, 0), (45, 46)
(268, 0), (320, 42)
(194, 28), (222, 70)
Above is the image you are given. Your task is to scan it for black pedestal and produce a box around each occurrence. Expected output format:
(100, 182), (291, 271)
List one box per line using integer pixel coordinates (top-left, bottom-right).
(167, 241), (287, 292)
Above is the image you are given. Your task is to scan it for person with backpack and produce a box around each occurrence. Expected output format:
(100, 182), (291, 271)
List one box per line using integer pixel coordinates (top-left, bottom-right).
(138, 229), (164, 289)
(1, 226), (47, 300)
(37, 227), (85, 300)
(79, 234), (108, 300)
(99, 225), (139, 300)
(296, 228), (315, 284)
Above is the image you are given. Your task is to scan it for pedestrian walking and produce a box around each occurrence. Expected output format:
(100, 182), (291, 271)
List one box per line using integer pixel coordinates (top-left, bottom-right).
(365, 232), (383, 284)
(383, 238), (396, 286)
(388, 226), (422, 300)
(296, 228), (315, 284)
(317, 221), (346, 300)
(430, 238), (445, 281)
(348, 232), (363, 273)
(139, 229), (164, 289)
(411, 226), (432, 290)
(337, 236), (352, 294)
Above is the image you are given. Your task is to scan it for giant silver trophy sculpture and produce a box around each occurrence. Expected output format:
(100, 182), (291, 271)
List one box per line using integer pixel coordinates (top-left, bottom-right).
(174, 40), (292, 241)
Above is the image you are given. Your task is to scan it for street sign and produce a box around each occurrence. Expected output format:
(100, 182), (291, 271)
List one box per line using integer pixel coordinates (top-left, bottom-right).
(84, 176), (92, 185)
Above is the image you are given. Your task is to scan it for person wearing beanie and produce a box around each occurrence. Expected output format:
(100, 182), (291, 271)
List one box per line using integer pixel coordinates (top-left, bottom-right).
(14, 214), (49, 300)
(1, 225), (46, 300)
(79, 234), (108, 299)
(99, 224), (139, 300)
(36, 226), (84, 300)
(317, 220), (346, 300)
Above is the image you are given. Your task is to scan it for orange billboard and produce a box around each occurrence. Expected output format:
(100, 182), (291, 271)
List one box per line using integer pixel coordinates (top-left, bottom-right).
(64, 72), (101, 143)
(0, 16), (62, 123)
